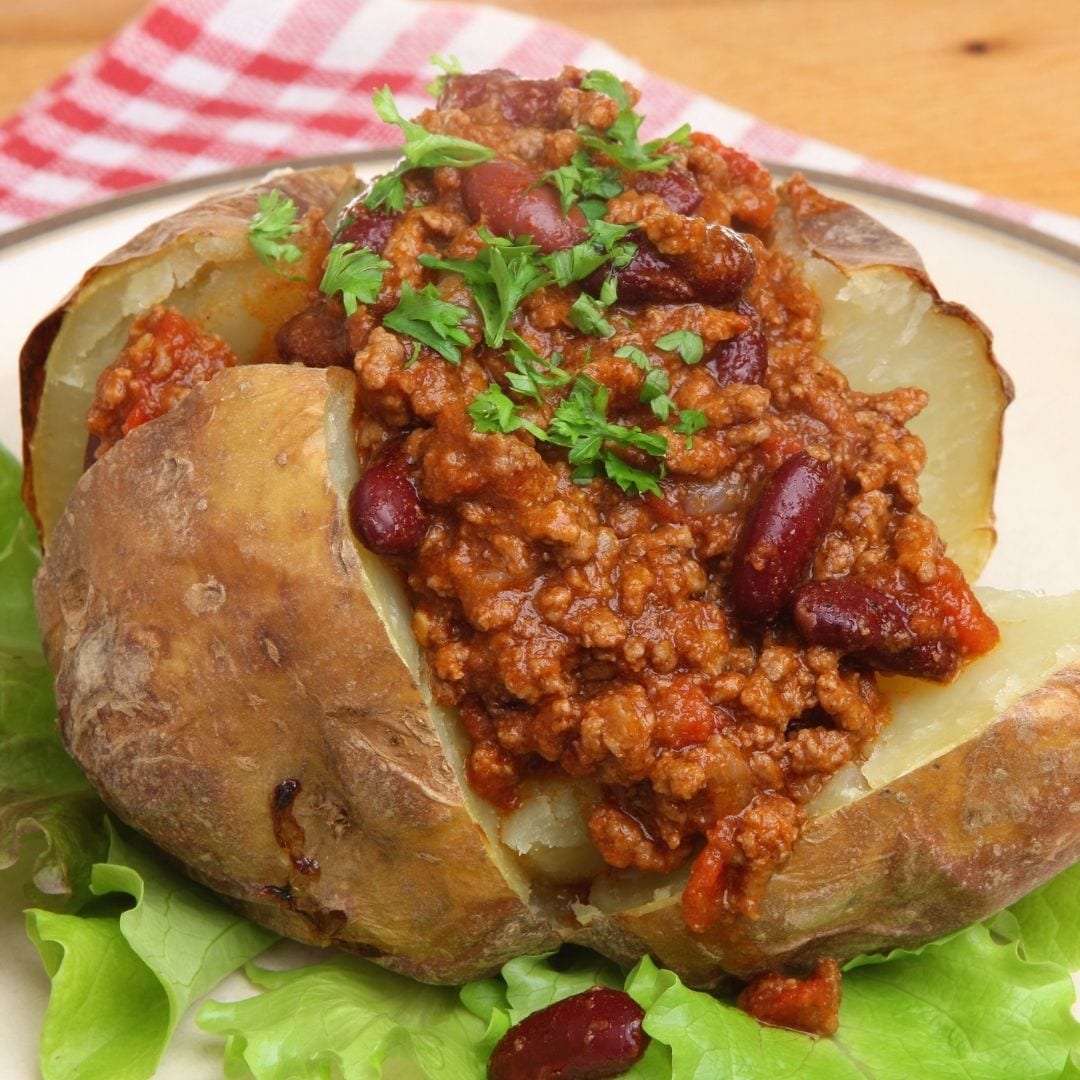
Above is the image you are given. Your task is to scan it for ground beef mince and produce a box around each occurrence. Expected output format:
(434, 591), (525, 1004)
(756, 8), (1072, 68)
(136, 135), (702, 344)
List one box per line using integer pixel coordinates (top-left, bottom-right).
(85, 69), (1000, 955)
(333, 69), (999, 929)
(86, 305), (238, 461)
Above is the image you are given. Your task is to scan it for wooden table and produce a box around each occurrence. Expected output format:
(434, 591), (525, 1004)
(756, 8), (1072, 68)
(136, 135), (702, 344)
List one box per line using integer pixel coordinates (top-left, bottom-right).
(3, 0), (1078, 217)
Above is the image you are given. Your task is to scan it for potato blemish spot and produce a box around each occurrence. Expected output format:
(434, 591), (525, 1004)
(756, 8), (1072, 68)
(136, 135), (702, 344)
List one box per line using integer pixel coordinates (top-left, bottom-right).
(183, 577), (226, 614)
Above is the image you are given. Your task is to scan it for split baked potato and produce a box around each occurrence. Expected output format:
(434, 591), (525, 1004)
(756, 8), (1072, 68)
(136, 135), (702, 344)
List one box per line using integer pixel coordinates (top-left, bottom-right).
(21, 72), (1079, 995)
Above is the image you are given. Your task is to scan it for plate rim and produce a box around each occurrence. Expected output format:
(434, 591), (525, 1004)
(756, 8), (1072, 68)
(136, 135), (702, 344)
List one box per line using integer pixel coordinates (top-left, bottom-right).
(1, 151), (1077, 267)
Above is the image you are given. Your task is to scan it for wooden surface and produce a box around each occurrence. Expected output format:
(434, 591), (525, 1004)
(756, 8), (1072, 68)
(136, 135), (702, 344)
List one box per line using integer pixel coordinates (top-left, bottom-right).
(3, 0), (1079, 217)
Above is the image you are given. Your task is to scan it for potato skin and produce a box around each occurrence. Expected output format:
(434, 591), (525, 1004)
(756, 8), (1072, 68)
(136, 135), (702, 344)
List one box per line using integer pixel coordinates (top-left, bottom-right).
(34, 364), (559, 984)
(21, 165), (358, 544)
(575, 662), (1080, 985)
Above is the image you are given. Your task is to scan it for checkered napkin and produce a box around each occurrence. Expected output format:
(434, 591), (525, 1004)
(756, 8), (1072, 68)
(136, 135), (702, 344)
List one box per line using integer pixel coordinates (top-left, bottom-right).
(1, 0), (1078, 245)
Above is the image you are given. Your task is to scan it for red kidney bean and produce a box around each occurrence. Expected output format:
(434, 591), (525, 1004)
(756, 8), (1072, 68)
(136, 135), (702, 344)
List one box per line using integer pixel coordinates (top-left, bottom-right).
(334, 203), (400, 253)
(708, 300), (768, 386)
(792, 579), (961, 681)
(731, 452), (842, 623)
(348, 439), (428, 555)
(793, 579), (914, 652)
(487, 987), (648, 1080)
(600, 225), (755, 306)
(439, 70), (567, 128)
(884, 639), (962, 681)
(276, 300), (352, 369)
(461, 160), (587, 253)
(627, 165), (702, 215)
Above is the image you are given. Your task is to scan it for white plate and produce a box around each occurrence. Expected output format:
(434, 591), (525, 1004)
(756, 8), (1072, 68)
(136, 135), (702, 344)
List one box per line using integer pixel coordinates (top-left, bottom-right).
(0, 161), (1078, 1078)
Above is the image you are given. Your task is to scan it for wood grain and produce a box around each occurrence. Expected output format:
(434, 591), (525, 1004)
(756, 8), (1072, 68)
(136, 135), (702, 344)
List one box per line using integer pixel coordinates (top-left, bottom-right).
(2, 0), (1078, 216)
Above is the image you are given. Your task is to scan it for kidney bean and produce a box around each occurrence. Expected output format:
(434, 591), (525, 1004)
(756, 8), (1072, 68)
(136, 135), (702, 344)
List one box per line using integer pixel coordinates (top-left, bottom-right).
(334, 203), (400, 253)
(885, 639), (962, 681)
(440, 70), (567, 128)
(601, 225), (755, 306)
(793, 579), (914, 650)
(348, 439), (428, 555)
(461, 160), (587, 252)
(627, 165), (702, 215)
(708, 300), (768, 386)
(276, 300), (352, 369)
(488, 987), (648, 1080)
(792, 579), (961, 681)
(731, 452), (841, 623)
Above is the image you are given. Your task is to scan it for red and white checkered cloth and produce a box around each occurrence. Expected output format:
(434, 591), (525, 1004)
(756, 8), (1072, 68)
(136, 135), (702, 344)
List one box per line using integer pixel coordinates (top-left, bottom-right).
(1, 0), (1078, 245)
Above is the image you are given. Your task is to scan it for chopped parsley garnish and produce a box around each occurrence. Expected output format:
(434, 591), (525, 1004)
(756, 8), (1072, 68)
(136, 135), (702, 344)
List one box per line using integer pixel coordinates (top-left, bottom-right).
(319, 243), (391, 315)
(467, 384), (546, 440)
(420, 232), (549, 348)
(578, 68), (692, 174)
(425, 54), (463, 98)
(581, 70), (631, 108)
(503, 334), (571, 402)
(614, 344), (651, 370)
(569, 293), (615, 338)
(545, 219), (636, 287)
(547, 375), (667, 495)
(673, 408), (708, 444)
(615, 343), (711, 442)
(466, 370), (668, 496)
(640, 367), (676, 421)
(383, 282), (472, 363)
(541, 151), (624, 214)
(364, 87), (495, 212)
(248, 189), (303, 269)
(656, 329), (705, 365)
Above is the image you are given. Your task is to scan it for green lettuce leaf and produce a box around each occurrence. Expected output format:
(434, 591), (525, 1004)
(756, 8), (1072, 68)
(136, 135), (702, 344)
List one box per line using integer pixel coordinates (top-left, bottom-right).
(0, 445), (106, 906)
(26, 821), (275, 1080)
(198, 956), (491, 1079)
(200, 902), (1078, 1080)
(991, 861), (1080, 970)
(627, 918), (1079, 1079)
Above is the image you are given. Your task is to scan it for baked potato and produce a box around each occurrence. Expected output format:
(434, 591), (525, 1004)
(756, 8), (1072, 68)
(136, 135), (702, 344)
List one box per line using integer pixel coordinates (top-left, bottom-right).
(23, 68), (1078, 1007)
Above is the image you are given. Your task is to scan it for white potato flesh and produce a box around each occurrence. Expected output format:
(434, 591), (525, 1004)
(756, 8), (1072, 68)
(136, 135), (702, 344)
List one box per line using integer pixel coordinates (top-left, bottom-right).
(802, 259), (1006, 581)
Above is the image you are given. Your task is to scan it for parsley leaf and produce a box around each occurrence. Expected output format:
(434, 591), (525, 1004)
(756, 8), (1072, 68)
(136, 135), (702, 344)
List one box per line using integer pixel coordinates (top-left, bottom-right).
(319, 244), (391, 315)
(603, 452), (664, 497)
(383, 282), (472, 363)
(656, 329), (704, 365)
(365, 87), (495, 211)
(540, 151), (623, 214)
(578, 70), (692, 174)
(640, 367), (677, 421)
(503, 334), (571, 403)
(616, 344), (709, 438)
(673, 408), (708, 445)
(581, 70), (631, 110)
(425, 54), (463, 98)
(614, 344), (651, 370)
(468, 385), (547, 440)
(547, 375), (666, 496)
(248, 190), (303, 269)
(421, 232), (549, 348)
(569, 293), (615, 338)
(545, 219), (636, 288)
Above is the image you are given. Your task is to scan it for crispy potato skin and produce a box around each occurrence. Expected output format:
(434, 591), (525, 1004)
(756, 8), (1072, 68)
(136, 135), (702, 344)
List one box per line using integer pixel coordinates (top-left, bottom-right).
(577, 663), (1080, 985)
(34, 365), (559, 984)
(21, 166), (357, 543)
